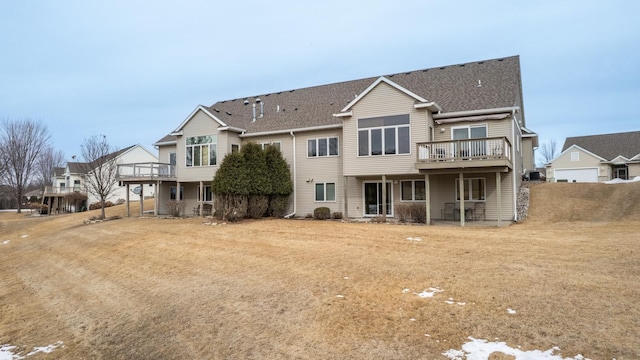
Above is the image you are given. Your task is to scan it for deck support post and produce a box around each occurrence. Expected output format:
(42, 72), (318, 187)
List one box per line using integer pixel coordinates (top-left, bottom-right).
(459, 173), (465, 227)
(126, 183), (130, 217)
(425, 174), (431, 225)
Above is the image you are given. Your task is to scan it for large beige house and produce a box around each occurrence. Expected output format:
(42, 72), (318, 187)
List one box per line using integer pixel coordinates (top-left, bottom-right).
(120, 56), (537, 225)
(546, 131), (640, 183)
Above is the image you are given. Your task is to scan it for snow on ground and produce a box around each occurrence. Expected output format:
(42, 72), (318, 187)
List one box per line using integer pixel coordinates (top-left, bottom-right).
(605, 176), (640, 184)
(507, 308), (517, 314)
(443, 337), (590, 360)
(445, 298), (466, 306)
(1, 240), (9, 245)
(415, 287), (444, 298)
(406, 236), (422, 242)
(0, 341), (63, 359)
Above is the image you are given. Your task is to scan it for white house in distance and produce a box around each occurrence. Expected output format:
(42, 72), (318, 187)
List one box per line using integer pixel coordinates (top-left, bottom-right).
(119, 55), (538, 226)
(43, 144), (158, 214)
(545, 131), (640, 182)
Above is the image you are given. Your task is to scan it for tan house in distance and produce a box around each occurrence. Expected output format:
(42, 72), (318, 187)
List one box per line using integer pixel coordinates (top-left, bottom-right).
(120, 56), (537, 225)
(546, 131), (640, 182)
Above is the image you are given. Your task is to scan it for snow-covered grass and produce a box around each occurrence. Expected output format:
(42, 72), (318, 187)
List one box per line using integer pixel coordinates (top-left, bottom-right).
(0, 342), (63, 359)
(443, 337), (590, 360)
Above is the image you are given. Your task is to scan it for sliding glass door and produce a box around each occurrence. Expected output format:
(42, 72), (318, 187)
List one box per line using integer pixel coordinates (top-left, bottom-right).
(364, 182), (393, 216)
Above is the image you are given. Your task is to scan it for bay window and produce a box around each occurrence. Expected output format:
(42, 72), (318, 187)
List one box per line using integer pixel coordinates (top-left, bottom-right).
(186, 135), (217, 167)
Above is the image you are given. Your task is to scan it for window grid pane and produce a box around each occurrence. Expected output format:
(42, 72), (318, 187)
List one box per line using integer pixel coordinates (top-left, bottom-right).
(329, 138), (338, 156)
(315, 183), (324, 201)
(326, 183), (336, 201)
(318, 138), (328, 157)
(308, 139), (317, 157)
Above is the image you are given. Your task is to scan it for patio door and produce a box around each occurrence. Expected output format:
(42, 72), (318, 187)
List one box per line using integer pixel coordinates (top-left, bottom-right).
(364, 182), (393, 216)
(453, 125), (487, 157)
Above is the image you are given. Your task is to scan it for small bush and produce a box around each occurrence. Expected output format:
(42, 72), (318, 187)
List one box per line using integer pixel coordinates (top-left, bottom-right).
(332, 211), (343, 220)
(115, 198), (125, 205)
(165, 200), (185, 217)
(305, 213), (313, 219)
(394, 204), (411, 223)
(370, 216), (386, 223)
(313, 207), (331, 220)
(409, 203), (427, 224)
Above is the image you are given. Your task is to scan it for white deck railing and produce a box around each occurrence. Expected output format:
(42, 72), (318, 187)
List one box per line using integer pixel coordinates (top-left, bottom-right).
(117, 162), (176, 180)
(417, 137), (512, 163)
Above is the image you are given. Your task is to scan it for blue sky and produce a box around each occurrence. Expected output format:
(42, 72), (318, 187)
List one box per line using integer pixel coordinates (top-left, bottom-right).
(1, 1), (638, 164)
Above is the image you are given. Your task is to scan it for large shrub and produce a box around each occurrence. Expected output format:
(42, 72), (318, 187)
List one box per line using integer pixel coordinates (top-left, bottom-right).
(212, 143), (293, 220)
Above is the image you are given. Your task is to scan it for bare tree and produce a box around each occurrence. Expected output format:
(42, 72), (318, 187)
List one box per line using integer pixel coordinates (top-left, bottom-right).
(0, 118), (51, 213)
(34, 147), (66, 188)
(537, 139), (560, 167)
(80, 135), (120, 219)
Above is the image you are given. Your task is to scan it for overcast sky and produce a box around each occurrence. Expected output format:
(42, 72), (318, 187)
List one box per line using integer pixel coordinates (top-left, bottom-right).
(1, 1), (638, 164)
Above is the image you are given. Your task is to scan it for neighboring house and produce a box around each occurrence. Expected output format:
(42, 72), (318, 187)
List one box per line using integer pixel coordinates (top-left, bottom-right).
(42, 145), (158, 214)
(121, 55), (537, 225)
(545, 131), (640, 183)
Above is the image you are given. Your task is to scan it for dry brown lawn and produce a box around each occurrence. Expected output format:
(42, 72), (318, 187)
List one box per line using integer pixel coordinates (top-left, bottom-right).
(1, 182), (639, 359)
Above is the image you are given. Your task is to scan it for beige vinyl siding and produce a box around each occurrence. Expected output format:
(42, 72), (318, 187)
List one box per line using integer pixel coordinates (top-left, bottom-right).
(158, 144), (176, 164)
(434, 118), (512, 142)
(343, 81), (429, 176)
(178, 110), (222, 182)
(294, 130), (343, 217)
(522, 137), (535, 171)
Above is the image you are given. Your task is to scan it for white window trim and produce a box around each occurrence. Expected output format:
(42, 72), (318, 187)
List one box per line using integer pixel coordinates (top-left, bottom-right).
(261, 141), (282, 150)
(307, 137), (339, 158)
(362, 181), (394, 217)
(454, 177), (486, 202)
(357, 116), (411, 157)
(314, 182), (337, 202)
(186, 135), (217, 167)
(400, 179), (426, 202)
(450, 124), (488, 139)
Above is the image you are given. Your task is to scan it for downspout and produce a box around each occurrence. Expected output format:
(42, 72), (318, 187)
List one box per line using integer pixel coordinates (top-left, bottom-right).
(512, 112), (518, 222)
(284, 131), (297, 218)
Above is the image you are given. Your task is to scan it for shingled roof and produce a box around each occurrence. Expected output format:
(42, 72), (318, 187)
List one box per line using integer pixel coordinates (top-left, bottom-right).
(562, 131), (640, 160)
(161, 55), (524, 139)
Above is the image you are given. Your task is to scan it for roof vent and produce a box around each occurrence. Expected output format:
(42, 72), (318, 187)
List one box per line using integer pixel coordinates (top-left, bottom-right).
(477, 80), (482, 87)
(226, 111), (232, 116)
(256, 98), (261, 103)
(213, 108), (220, 112)
(289, 90), (295, 93)
(243, 99), (249, 105)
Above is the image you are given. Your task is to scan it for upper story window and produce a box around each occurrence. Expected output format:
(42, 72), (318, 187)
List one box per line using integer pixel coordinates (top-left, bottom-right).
(261, 142), (281, 151)
(358, 114), (410, 156)
(186, 135), (216, 167)
(308, 137), (339, 157)
(452, 124), (487, 140)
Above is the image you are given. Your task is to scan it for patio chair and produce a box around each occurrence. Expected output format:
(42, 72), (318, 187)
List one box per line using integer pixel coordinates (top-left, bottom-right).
(473, 202), (486, 221)
(202, 203), (213, 216)
(441, 202), (455, 221)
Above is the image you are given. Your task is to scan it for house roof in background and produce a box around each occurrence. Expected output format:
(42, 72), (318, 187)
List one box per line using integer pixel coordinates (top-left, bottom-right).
(562, 131), (640, 160)
(174, 55), (525, 136)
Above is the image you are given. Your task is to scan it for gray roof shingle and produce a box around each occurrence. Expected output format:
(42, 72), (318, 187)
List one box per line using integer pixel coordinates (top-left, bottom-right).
(165, 56), (524, 137)
(562, 131), (640, 160)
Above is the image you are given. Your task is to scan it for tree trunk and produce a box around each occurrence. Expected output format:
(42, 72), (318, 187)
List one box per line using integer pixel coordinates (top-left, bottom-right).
(100, 198), (106, 219)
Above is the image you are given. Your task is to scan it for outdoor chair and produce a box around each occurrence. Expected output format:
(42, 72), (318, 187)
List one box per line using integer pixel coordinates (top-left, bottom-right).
(202, 203), (213, 216)
(473, 202), (486, 221)
(441, 202), (455, 221)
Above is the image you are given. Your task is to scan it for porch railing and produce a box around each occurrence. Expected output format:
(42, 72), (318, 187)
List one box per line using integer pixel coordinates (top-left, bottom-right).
(43, 186), (86, 195)
(117, 162), (176, 180)
(416, 137), (512, 163)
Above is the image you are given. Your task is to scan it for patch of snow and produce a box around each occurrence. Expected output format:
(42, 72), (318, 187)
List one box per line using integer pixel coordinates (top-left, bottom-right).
(1, 240), (9, 245)
(402, 288), (411, 294)
(406, 236), (422, 242)
(507, 308), (517, 314)
(335, 295), (345, 298)
(605, 176), (640, 184)
(26, 341), (63, 356)
(1, 341), (63, 359)
(443, 337), (590, 360)
(445, 298), (466, 306)
(21, 235), (28, 238)
(343, 276), (350, 280)
(416, 287), (444, 298)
